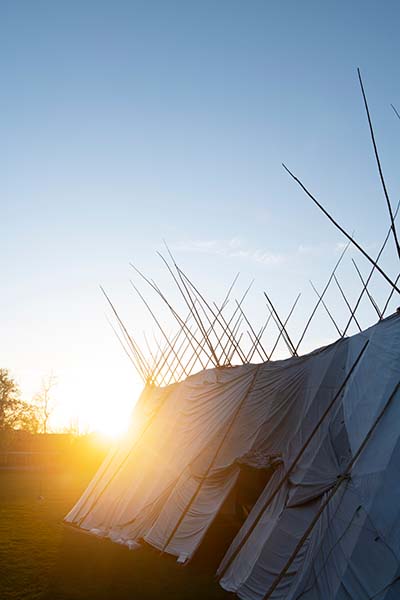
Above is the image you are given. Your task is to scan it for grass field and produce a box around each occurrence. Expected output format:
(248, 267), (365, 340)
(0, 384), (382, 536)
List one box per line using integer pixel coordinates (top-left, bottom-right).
(0, 468), (230, 600)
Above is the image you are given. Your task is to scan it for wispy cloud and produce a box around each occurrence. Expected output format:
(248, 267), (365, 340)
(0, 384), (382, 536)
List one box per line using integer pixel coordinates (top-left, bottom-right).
(335, 239), (381, 255)
(172, 237), (363, 268)
(297, 243), (320, 256)
(172, 237), (285, 266)
(335, 241), (349, 253)
(296, 241), (352, 257)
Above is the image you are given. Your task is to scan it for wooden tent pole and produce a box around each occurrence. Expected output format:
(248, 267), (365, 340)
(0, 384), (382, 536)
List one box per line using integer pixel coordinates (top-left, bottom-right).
(264, 292), (297, 356)
(358, 68), (400, 261)
(333, 274), (362, 333)
(309, 281), (342, 336)
(352, 259), (382, 319)
(246, 309), (273, 363)
(282, 164), (400, 295)
(342, 201), (400, 335)
(391, 104), (400, 121)
(295, 240), (350, 353)
(268, 293), (301, 360)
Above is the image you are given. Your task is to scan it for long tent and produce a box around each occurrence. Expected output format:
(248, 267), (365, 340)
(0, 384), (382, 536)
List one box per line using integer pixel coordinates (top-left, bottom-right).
(66, 312), (400, 599)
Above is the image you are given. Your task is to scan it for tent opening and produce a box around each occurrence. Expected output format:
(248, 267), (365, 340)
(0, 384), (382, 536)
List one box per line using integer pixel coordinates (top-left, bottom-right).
(191, 464), (273, 572)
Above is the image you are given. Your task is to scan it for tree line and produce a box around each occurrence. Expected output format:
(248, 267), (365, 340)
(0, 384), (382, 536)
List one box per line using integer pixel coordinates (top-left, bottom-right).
(0, 368), (56, 434)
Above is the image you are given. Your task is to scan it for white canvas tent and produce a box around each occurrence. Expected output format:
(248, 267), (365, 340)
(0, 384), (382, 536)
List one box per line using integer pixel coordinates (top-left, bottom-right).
(66, 71), (400, 600)
(66, 312), (400, 599)
(66, 72), (400, 597)
(218, 312), (400, 599)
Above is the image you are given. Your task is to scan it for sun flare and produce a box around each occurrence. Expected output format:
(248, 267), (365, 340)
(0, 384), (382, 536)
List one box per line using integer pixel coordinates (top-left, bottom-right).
(95, 414), (130, 439)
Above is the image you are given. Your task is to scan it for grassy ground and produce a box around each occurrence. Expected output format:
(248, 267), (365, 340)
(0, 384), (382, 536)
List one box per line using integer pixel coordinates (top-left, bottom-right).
(0, 469), (230, 600)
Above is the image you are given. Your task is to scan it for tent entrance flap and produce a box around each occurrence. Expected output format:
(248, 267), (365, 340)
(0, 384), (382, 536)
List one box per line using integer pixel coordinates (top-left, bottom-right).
(192, 462), (275, 572)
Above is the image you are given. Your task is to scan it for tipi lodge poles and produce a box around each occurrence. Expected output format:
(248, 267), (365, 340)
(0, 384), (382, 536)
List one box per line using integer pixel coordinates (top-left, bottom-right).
(102, 73), (400, 386)
(357, 68), (400, 261)
(283, 163), (400, 295)
(341, 201), (400, 337)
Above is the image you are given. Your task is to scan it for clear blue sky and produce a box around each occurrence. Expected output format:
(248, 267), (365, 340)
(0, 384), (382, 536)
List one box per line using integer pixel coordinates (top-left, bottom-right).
(2, 1), (400, 433)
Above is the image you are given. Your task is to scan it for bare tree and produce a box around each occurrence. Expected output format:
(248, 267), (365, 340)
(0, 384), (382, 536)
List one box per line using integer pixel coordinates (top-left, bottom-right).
(64, 416), (81, 437)
(0, 368), (39, 433)
(33, 374), (57, 434)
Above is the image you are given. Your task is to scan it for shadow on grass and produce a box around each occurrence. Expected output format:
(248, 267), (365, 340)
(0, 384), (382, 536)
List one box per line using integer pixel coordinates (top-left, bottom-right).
(43, 526), (230, 600)
(1, 470), (233, 600)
